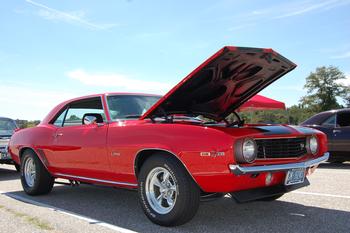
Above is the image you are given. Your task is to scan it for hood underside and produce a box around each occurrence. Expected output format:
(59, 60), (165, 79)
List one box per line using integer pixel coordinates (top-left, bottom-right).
(141, 46), (296, 121)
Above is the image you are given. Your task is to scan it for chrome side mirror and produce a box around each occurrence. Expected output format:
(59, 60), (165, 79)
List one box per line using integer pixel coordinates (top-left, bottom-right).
(82, 113), (104, 125)
(83, 115), (97, 125)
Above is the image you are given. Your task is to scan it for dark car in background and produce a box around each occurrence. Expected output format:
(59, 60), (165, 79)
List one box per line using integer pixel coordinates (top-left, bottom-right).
(301, 108), (350, 163)
(0, 117), (19, 171)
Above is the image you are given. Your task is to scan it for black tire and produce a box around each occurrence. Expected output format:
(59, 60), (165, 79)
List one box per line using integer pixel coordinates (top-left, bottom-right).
(20, 150), (54, 195)
(138, 154), (200, 226)
(14, 163), (20, 172)
(258, 194), (284, 201)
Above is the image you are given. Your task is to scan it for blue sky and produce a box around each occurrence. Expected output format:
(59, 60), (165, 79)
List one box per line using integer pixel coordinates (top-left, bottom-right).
(0, 0), (349, 120)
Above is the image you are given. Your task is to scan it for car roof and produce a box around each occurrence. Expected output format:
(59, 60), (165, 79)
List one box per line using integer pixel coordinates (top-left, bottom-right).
(65, 92), (161, 103)
(41, 93), (162, 125)
(0, 117), (15, 121)
(300, 108), (350, 126)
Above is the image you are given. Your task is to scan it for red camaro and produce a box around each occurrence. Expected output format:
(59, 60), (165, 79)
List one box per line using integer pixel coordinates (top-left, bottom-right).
(9, 46), (329, 226)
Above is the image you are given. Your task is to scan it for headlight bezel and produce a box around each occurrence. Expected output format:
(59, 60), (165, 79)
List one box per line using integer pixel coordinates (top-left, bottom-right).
(307, 135), (319, 155)
(235, 138), (258, 163)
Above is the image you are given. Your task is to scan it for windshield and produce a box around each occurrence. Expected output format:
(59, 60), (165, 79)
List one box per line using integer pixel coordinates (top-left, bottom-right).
(107, 95), (161, 121)
(0, 118), (17, 136)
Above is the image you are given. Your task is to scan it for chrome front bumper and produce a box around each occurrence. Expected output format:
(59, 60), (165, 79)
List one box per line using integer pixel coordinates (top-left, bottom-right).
(229, 152), (329, 175)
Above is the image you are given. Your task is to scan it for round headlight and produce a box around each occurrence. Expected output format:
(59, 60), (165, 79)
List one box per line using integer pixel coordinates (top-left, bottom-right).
(242, 139), (257, 163)
(309, 136), (318, 155)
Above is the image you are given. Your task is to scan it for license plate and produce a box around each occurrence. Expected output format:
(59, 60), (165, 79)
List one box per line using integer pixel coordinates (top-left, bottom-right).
(285, 168), (305, 186)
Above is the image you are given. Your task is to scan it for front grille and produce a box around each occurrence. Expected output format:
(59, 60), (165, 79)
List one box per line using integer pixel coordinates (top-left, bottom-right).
(256, 137), (307, 159)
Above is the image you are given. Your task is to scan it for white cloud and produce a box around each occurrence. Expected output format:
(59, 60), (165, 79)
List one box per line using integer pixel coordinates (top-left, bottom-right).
(66, 69), (172, 93)
(330, 51), (350, 59)
(334, 73), (350, 86)
(0, 84), (75, 120)
(273, 0), (347, 19)
(25, 0), (117, 30)
(341, 73), (350, 86)
(226, 0), (350, 32)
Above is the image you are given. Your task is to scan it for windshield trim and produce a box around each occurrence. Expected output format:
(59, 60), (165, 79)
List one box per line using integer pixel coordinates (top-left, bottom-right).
(105, 94), (162, 122)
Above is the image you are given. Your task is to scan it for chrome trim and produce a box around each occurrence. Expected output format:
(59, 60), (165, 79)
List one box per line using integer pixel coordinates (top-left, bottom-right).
(145, 167), (177, 214)
(54, 173), (138, 187)
(24, 157), (36, 187)
(306, 135), (319, 155)
(229, 152), (329, 175)
(254, 136), (306, 140)
(103, 94), (113, 123)
(50, 95), (107, 127)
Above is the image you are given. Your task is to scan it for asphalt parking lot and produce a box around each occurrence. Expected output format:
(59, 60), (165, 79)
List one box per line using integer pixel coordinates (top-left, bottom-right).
(0, 163), (349, 233)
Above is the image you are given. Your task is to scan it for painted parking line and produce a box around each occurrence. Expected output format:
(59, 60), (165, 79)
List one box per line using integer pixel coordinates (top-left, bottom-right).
(292, 191), (350, 199)
(0, 190), (137, 233)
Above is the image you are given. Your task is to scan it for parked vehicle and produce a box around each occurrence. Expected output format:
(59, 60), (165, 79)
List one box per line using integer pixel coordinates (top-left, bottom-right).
(0, 117), (20, 171)
(301, 108), (350, 163)
(8, 46), (329, 226)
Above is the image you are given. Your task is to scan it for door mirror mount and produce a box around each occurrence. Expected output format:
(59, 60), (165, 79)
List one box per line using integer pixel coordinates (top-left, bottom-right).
(82, 113), (104, 125)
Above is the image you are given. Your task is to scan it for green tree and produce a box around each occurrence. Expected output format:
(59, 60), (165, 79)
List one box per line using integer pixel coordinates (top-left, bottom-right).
(300, 66), (347, 112)
(15, 119), (40, 128)
(344, 86), (350, 107)
(68, 115), (80, 120)
(287, 105), (316, 125)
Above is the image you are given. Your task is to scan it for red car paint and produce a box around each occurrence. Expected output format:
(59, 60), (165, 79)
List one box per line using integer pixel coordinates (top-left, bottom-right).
(8, 46), (328, 194)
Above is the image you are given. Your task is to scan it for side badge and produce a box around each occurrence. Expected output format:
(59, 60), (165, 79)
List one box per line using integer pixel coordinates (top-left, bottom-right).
(200, 151), (225, 157)
(111, 152), (121, 157)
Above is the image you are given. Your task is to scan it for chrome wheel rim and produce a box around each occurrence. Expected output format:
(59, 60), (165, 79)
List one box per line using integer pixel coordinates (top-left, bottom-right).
(24, 157), (36, 187)
(145, 167), (177, 214)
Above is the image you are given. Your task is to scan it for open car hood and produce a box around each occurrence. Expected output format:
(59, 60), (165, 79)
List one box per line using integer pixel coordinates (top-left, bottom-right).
(140, 46), (296, 121)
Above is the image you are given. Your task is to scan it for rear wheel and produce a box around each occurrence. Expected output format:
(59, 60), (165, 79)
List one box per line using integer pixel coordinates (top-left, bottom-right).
(20, 150), (54, 195)
(138, 154), (200, 226)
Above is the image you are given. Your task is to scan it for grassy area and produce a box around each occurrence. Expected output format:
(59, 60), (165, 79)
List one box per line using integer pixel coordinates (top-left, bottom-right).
(0, 204), (53, 231)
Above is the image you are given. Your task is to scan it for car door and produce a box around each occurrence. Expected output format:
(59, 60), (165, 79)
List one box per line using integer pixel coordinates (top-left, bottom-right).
(333, 111), (350, 153)
(50, 97), (111, 179)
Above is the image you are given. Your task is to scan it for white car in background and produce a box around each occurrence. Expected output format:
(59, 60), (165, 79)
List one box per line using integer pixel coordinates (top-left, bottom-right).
(0, 117), (19, 171)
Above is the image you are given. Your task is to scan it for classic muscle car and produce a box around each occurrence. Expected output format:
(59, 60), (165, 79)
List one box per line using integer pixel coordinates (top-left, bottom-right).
(0, 117), (20, 171)
(8, 46), (329, 226)
(301, 108), (350, 162)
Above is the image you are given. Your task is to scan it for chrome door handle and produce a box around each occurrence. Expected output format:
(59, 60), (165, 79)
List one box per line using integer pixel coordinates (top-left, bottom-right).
(54, 133), (63, 138)
(333, 129), (341, 133)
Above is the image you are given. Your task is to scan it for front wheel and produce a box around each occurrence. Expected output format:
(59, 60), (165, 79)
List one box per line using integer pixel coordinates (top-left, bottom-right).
(138, 154), (200, 226)
(20, 150), (54, 195)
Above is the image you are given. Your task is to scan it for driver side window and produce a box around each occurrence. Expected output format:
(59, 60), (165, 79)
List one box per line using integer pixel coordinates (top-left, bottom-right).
(52, 97), (106, 127)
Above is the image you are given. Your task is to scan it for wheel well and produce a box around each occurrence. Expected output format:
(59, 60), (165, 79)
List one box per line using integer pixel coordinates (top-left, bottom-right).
(134, 149), (197, 183)
(19, 147), (51, 172)
(19, 147), (35, 160)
